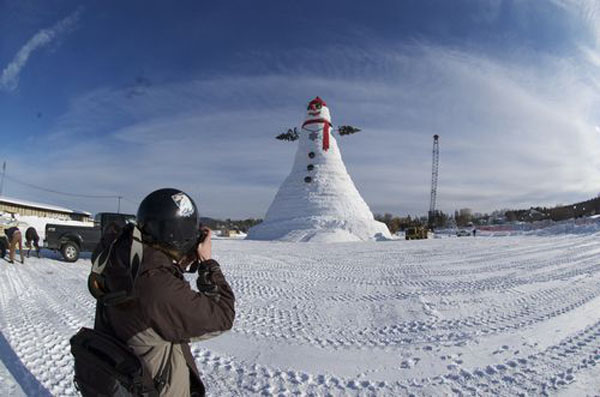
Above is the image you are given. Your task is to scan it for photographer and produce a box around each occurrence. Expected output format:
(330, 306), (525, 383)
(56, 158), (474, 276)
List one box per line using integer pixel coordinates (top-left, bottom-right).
(92, 188), (235, 396)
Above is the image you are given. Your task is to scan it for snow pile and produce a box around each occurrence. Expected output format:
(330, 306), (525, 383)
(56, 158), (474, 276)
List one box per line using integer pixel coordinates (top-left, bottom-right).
(247, 98), (390, 242)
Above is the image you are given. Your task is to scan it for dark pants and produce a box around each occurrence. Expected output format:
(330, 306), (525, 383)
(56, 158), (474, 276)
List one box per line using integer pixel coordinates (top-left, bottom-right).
(26, 238), (40, 258)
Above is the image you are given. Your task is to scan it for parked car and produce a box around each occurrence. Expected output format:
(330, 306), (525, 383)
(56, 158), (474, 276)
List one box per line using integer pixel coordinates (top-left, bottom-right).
(45, 212), (135, 262)
(456, 229), (471, 237)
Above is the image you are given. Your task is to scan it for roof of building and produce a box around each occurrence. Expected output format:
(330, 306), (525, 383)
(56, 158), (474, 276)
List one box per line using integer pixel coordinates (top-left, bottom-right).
(0, 196), (92, 216)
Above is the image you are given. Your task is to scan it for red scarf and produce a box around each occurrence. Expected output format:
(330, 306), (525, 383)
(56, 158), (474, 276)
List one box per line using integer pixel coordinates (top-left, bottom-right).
(302, 119), (332, 151)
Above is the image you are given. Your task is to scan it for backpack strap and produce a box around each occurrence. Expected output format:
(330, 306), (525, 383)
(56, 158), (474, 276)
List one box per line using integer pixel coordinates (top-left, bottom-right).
(88, 225), (144, 306)
(129, 225), (144, 283)
(91, 236), (117, 275)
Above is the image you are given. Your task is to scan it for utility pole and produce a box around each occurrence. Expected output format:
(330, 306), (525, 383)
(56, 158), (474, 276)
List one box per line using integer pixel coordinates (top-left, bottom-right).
(0, 161), (6, 196)
(428, 135), (440, 230)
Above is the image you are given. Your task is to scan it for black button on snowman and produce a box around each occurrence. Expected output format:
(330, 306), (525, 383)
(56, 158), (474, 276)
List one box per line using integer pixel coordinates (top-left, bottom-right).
(305, 152), (316, 183)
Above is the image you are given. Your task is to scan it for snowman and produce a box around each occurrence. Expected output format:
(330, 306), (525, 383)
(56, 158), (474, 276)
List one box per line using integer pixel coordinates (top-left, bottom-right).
(247, 97), (391, 242)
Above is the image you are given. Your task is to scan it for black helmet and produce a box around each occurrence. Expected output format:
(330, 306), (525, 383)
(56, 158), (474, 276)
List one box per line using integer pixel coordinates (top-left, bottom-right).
(137, 188), (200, 257)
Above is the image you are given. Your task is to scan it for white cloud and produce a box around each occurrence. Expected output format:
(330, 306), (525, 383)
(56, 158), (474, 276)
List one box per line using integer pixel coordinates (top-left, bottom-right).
(551, 1), (600, 65)
(0, 8), (82, 92)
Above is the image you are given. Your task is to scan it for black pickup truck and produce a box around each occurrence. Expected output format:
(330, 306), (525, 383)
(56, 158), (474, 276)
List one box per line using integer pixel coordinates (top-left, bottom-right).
(45, 212), (136, 262)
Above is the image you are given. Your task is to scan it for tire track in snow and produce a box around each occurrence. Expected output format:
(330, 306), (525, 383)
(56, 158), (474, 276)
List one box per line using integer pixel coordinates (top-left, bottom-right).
(443, 318), (600, 395)
(0, 236), (598, 395)
(0, 259), (91, 396)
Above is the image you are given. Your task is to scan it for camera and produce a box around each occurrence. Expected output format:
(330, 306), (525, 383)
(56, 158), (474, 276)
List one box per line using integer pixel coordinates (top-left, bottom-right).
(181, 225), (210, 271)
(197, 224), (208, 244)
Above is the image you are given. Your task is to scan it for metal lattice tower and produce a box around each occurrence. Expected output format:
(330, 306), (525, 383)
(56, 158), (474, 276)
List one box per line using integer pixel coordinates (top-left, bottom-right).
(428, 134), (440, 228)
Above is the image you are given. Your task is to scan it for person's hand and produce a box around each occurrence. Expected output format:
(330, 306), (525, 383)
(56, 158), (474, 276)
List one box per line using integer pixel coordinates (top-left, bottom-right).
(196, 227), (212, 262)
(196, 260), (220, 296)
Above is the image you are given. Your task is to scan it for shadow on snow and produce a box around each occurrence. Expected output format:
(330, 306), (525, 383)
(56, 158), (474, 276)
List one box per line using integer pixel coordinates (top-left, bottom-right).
(0, 330), (52, 396)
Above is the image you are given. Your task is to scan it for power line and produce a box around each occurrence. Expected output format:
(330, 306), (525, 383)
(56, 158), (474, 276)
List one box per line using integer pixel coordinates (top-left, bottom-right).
(0, 162), (5, 196)
(121, 197), (138, 204)
(3, 175), (122, 199)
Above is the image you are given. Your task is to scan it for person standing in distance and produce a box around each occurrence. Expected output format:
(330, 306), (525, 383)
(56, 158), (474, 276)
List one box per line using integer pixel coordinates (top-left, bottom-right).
(94, 188), (235, 396)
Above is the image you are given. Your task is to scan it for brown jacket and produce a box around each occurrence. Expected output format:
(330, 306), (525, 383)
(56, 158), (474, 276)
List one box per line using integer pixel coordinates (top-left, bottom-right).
(94, 232), (235, 396)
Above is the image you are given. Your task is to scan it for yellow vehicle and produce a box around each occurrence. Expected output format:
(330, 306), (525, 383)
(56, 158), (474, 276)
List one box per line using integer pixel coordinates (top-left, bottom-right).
(405, 226), (428, 240)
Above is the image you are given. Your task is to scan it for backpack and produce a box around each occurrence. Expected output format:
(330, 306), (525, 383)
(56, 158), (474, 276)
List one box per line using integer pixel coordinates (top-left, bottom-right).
(88, 223), (143, 305)
(70, 224), (173, 396)
(70, 328), (168, 396)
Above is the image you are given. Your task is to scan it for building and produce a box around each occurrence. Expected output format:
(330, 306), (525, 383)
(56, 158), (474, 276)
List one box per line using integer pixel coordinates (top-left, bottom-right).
(0, 196), (92, 222)
(221, 229), (242, 238)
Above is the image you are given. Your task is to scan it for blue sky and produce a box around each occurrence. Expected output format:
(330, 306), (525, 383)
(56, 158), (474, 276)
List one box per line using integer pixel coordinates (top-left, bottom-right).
(0, 0), (599, 218)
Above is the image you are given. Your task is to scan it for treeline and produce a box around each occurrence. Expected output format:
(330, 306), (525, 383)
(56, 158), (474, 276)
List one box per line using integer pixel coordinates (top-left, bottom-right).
(375, 213), (428, 234)
(505, 196), (600, 223)
(199, 217), (262, 233)
(376, 195), (600, 234)
(375, 211), (454, 233)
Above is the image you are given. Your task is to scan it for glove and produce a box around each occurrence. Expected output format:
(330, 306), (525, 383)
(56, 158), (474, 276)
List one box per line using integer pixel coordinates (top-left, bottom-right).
(196, 260), (220, 297)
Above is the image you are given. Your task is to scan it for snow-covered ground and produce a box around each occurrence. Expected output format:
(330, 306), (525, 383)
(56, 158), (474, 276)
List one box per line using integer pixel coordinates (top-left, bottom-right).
(0, 234), (600, 395)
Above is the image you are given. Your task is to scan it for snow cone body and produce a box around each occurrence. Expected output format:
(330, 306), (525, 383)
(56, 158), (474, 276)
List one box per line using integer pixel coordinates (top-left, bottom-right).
(247, 97), (391, 242)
